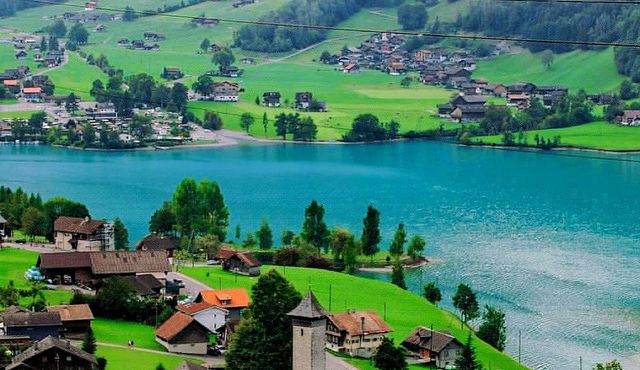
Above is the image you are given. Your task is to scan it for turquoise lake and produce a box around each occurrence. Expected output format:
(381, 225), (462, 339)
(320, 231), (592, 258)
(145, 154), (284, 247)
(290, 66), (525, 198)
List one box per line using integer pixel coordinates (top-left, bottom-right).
(1, 142), (639, 369)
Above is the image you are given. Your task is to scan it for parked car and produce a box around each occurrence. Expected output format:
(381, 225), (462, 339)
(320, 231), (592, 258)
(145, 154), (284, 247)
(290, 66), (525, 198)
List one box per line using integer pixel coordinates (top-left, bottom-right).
(173, 278), (185, 288)
(206, 259), (221, 265)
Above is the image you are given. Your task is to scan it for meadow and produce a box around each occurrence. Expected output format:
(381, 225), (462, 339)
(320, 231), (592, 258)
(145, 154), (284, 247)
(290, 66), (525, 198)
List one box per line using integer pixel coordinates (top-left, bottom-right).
(95, 346), (199, 370)
(472, 121), (640, 152)
(475, 48), (625, 94)
(181, 265), (528, 370)
(44, 52), (106, 100)
(0, 111), (40, 119)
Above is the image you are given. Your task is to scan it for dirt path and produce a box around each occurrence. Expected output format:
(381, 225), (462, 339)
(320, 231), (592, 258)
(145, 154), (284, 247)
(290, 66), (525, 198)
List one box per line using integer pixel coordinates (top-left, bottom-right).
(259, 33), (367, 65)
(366, 9), (397, 20)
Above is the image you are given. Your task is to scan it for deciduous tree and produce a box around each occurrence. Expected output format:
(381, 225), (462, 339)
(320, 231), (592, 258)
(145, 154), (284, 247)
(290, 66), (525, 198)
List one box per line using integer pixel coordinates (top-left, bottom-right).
(453, 283), (480, 324)
(477, 305), (506, 351)
(389, 223), (407, 259)
(301, 200), (330, 253)
(257, 218), (273, 250)
(423, 282), (442, 305)
(113, 217), (129, 250)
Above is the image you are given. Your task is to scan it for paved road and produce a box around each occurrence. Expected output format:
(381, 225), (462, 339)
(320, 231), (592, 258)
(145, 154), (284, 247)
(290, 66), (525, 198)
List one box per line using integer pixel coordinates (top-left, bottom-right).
(326, 353), (360, 370)
(168, 270), (212, 298)
(94, 342), (225, 367)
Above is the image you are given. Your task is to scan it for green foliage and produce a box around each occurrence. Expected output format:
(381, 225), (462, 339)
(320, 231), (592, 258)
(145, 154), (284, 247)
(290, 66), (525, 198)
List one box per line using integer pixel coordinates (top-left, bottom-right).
(477, 305), (507, 351)
(171, 179), (229, 243)
(373, 337), (408, 370)
(202, 110), (223, 130)
(82, 327), (97, 354)
(0, 281), (20, 307)
(391, 261), (406, 290)
(388, 223), (406, 259)
(406, 235), (425, 260)
(593, 360), (623, 370)
(423, 281), (442, 305)
(240, 113), (254, 133)
(273, 247), (300, 266)
(360, 205), (381, 259)
(42, 196), (90, 240)
(453, 283), (480, 324)
(129, 115), (153, 140)
(65, 93), (79, 113)
(541, 50), (554, 69)
(243, 232), (256, 248)
(397, 3), (427, 30)
(301, 200), (330, 253)
(21, 206), (46, 239)
(149, 201), (177, 236)
(96, 357), (107, 370)
(226, 270), (302, 370)
(94, 277), (137, 319)
(256, 218), (273, 250)
(68, 23), (89, 45)
(82, 122), (96, 147)
(48, 19), (66, 37)
(456, 334), (483, 370)
(281, 229), (295, 246)
(200, 38), (210, 52)
(211, 47), (235, 68)
(330, 227), (351, 262)
(113, 217), (129, 251)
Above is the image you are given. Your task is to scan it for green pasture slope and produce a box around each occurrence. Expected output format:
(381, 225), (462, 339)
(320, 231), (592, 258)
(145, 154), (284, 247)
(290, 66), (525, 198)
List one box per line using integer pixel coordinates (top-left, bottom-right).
(472, 121), (640, 152)
(182, 266), (528, 370)
(44, 53), (106, 100)
(475, 48), (625, 94)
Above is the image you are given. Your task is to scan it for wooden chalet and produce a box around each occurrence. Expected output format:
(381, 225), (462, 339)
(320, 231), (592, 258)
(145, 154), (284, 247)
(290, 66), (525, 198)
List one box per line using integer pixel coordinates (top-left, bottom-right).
(155, 312), (210, 355)
(37, 250), (171, 285)
(1, 311), (62, 341)
(54, 216), (114, 251)
(137, 234), (179, 263)
(401, 327), (463, 368)
(222, 251), (261, 276)
(6, 336), (96, 370)
(47, 304), (94, 338)
(262, 91), (281, 107)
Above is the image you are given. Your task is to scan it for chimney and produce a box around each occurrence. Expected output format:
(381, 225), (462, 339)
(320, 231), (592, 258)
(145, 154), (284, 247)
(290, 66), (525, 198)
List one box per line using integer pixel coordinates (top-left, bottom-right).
(360, 317), (365, 334)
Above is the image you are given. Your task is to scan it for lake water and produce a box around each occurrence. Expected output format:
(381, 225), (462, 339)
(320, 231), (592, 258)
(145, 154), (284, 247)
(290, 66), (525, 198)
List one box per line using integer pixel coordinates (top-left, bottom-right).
(1, 142), (639, 369)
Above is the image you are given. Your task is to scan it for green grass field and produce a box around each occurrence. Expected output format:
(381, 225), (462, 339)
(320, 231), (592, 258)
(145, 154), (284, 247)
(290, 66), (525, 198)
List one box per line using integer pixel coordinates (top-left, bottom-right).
(0, 43), (42, 75)
(476, 48), (625, 94)
(45, 53), (106, 100)
(181, 265), (527, 370)
(428, 0), (472, 24)
(0, 248), (72, 306)
(96, 346), (200, 370)
(0, 111), (40, 119)
(93, 318), (166, 351)
(472, 121), (640, 151)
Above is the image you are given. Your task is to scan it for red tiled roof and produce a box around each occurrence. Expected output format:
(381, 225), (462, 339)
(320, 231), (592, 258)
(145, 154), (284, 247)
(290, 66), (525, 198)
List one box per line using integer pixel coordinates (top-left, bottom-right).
(328, 311), (393, 336)
(215, 248), (237, 260)
(177, 301), (219, 315)
(22, 87), (42, 94)
(155, 312), (193, 341)
(234, 252), (261, 268)
(47, 304), (94, 321)
(198, 288), (250, 309)
(3, 80), (18, 86)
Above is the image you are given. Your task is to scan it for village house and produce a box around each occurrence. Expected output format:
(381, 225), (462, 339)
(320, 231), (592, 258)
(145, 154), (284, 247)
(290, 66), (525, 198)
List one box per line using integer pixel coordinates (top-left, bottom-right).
(437, 103), (453, 117)
(507, 93), (531, 108)
(95, 24), (106, 32)
(295, 92), (313, 110)
(240, 57), (254, 65)
(0, 213), (8, 238)
(36, 250), (171, 285)
(130, 40), (145, 49)
(343, 63), (360, 74)
(54, 216), (114, 251)
(222, 251), (261, 276)
(451, 94), (487, 108)
(21, 87), (43, 102)
(450, 105), (488, 122)
(47, 304), (94, 339)
(1, 310), (62, 341)
(144, 32), (165, 42)
(325, 310), (393, 358)
(125, 274), (165, 298)
(15, 50), (27, 60)
(508, 82), (537, 95)
(163, 67), (183, 80)
(85, 102), (117, 121)
(191, 15), (219, 26)
(262, 91), (281, 107)
(620, 110), (640, 126)
(211, 81), (242, 102)
(401, 327), (464, 368)
(6, 336), (96, 370)
(177, 301), (229, 334)
(136, 234), (179, 264)
(3, 80), (20, 95)
(155, 312), (210, 355)
(484, 83), (507, 98)
(117, 37), (130, 46)
(218, 65), (242, 78)
(195, 288), (250, 323)
(85, 1), (97, 11)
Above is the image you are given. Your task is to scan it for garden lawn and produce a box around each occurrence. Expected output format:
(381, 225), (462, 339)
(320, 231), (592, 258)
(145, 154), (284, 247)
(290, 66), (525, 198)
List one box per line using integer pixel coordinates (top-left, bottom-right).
(472, 121), (640, 151)
(0, 111), (40, 120)
(92, 318), (166, 351)
(0, 43), (42, 74)
(181, 266), (528, 370)
(96, 346), (201, 370)
(475, 48), (625, 94)
(0, 248), (72, 306)
(44, 53), (106, 100)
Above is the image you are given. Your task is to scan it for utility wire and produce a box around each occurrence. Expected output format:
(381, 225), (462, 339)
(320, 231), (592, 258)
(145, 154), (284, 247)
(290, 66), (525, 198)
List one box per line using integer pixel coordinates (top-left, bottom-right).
(500, 0), (640, 5)
(23, 0), (640, 49)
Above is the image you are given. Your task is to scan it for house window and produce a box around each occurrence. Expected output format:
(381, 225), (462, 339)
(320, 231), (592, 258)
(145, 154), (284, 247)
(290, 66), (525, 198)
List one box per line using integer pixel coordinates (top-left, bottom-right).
(444, 350), (449, 357)
(300, 328), (304, 336)
(346, 340), (350, 344)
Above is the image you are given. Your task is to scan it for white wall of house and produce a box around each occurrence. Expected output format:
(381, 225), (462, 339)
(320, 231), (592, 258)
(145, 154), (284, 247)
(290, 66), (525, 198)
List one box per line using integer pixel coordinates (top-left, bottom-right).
(156, 337), (207, 355)
(54, 231), (113, 251)
(193, 307), (228, 333)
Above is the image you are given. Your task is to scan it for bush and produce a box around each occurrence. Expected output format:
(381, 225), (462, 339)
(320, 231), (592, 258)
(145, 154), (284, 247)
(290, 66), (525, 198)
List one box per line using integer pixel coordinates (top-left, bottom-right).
(273, 247), (300, 266)
(300, 254), (333, 270)
(251, 250), (275, 264)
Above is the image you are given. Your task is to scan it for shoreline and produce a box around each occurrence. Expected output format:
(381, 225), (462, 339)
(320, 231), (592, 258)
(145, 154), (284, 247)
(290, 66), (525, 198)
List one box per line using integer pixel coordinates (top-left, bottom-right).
(357, 257), (436, 273)
(466, 142), (640, 155)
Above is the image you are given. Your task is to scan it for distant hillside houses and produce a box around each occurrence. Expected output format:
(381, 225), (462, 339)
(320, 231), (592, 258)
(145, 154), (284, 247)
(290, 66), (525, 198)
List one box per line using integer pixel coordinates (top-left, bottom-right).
(60, 11), (120, 23)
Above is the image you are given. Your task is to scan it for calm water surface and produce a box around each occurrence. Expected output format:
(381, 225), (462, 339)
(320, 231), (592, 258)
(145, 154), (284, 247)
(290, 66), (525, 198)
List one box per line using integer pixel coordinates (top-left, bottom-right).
(1, 142), (639, 369)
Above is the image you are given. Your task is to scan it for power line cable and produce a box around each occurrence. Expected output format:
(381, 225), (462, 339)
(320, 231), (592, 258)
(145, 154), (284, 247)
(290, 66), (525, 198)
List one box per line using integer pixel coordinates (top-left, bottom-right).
(23, 0), (640, 49)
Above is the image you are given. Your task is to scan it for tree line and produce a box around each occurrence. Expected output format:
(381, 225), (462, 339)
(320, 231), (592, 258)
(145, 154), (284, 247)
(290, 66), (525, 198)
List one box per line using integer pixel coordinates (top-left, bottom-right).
(0, 0), (65, 17)
(232, 0), (403, 52)
(458, 0), (640, 81)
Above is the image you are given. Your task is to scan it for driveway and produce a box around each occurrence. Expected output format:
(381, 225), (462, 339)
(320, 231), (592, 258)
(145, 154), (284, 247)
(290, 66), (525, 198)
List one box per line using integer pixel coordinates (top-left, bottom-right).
(168, 270), (212, 298)
(326, 353), (360, 370)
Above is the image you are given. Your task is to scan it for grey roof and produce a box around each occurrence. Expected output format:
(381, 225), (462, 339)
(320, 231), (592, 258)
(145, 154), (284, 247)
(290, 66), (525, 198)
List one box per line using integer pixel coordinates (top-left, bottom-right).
(0, 214), (7, 223)
(288, 291), (328, 319)
(7, 336), (96, 369)
(2, 311), (62, 328)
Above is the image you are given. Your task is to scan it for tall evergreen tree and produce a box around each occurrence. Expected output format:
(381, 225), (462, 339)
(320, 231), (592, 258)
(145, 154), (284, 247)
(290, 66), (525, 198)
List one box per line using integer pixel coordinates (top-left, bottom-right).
(257, 218), (273, 250)
(373, 337), (408, 370)
(360, 205), (381, 260)
(113, 217), (129, 250)
(455, 335), (483, 370)
(423, 281), (442, 305)
(225, 270), (302, 370)
(81, 327), (97, 354)
(300, 200), (330, 253)
(391, 261), (406, 290)
(477, 305), (507, 351)
(388, 223), (407, 259)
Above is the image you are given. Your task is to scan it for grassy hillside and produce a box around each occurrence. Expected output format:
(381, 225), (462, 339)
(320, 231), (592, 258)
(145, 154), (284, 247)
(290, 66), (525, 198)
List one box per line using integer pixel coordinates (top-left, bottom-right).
(181, 266), (528, 370)
(475, 48), (624, 94)
(95, 347), (198, 370)
(428, 0), (472, 23)
(472, 121), (640, 151)
(45, 53), (107, 100)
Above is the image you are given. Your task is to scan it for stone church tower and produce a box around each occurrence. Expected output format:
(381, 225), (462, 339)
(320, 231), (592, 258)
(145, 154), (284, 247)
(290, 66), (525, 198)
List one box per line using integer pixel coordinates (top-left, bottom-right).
(287, 291), (329, 370)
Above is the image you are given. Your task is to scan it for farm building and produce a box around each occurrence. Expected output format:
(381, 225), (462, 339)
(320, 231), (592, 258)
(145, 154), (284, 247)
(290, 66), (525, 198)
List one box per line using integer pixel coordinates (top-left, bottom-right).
(401, 327), (463, 368)
(325, 310), (393, 358)
(222, 251), (261, 276)
(1, 310), (62, 341)
(47, 304), (94, 339)
(155, 312), (210, 355)
(6, 336), (96, 370)
(54, 216), (114, 251)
